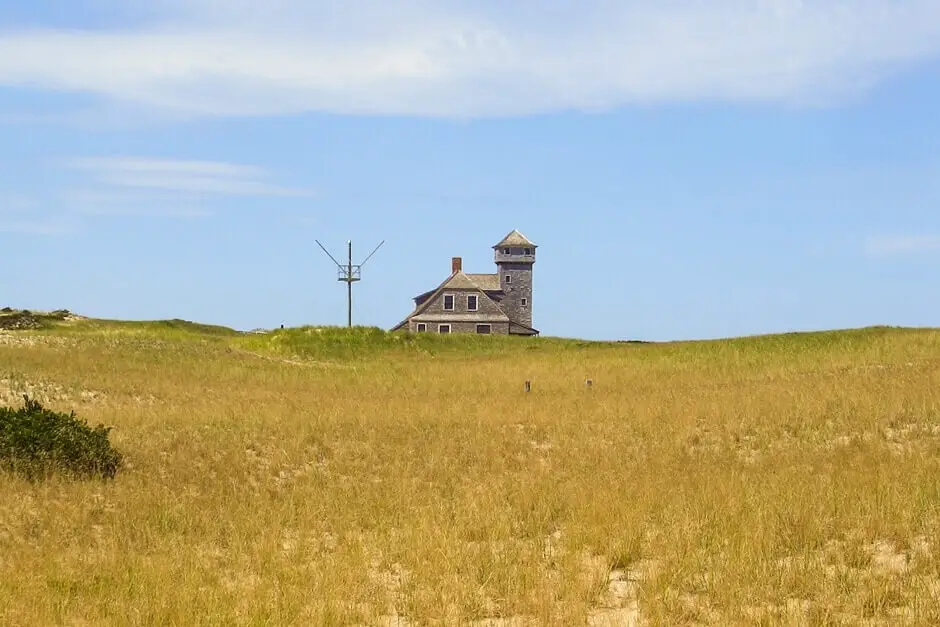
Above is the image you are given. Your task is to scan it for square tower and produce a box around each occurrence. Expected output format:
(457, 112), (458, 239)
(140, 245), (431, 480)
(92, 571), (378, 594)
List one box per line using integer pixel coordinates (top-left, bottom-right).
(493, 229), (536, 329)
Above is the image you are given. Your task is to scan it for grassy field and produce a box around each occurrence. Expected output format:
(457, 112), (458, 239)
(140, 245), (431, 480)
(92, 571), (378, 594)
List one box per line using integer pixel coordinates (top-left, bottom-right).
(2, 317), (940, 625)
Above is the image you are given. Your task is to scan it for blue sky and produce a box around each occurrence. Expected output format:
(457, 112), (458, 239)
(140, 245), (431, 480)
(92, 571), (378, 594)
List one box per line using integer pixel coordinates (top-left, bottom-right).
(2, 1), (940, 341)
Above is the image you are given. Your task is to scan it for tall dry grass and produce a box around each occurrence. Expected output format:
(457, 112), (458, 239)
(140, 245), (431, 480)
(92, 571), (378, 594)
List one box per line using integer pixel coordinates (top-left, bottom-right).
(2, 323), (940, 625)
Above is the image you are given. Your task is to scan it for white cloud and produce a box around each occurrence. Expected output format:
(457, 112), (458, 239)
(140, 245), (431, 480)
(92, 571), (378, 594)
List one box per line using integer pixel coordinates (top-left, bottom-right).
(1, 0), (939, 118)
(865, 235), (940, 256)
(71, 157), (263, 178)
(67, 156), (315, 197)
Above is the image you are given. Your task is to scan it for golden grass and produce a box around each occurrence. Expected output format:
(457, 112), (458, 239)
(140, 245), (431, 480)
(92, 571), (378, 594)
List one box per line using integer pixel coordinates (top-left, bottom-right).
(3, 323), (940, 625)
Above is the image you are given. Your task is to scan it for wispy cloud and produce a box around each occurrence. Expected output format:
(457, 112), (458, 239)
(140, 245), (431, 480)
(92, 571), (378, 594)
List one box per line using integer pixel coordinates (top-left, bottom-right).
(865, 234), (940, 256)
(1, 1), (939, 119)
(0, 218), (71, 235)
(0, 194), (35, 213)
(67, 156), (314, 197)
(62, 189), (212, 218)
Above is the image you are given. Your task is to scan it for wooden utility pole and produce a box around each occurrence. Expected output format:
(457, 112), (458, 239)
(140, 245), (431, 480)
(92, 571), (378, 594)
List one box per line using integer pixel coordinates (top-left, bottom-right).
(316, 239), (385, 327)
(346, 240), (353, 328)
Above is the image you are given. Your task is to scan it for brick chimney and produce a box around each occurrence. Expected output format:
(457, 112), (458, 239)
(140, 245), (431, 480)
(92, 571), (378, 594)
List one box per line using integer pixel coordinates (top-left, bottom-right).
(452, 256), (462, 273)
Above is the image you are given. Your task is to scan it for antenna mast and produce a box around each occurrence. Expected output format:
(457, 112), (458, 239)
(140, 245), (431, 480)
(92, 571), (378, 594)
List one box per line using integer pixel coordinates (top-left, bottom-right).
(315, 239), (385, 327)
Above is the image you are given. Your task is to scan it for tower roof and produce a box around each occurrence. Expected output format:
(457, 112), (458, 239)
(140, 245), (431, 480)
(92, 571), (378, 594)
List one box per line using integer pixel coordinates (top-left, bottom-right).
(493, 229), (536, 249)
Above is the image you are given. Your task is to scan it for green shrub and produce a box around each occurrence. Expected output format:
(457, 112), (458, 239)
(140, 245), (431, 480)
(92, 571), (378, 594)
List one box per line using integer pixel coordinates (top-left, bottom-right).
(0, 395), (123, 480)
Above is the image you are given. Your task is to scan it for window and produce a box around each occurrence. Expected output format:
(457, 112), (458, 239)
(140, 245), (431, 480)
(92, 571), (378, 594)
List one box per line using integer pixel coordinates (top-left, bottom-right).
(467, 294), (478, 311)
(505, 275), (512, 284)
(443, 294), (455, 311)
(476, 324), (492, 334)
(521, 298), (528, 307)
(416, 323), (427, 332)
(523, 248), (531, 255)
(438, 324), (451, 334)
(503, 248), (510, 254)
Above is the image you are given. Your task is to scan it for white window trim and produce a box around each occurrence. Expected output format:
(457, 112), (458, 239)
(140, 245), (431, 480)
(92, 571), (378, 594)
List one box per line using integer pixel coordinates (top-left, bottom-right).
(476, 324), (491, 334)
(467, 294), (478, 311)
(438, 324), (451, 334)
(442, 293), (455, 311)
(416, 323), (427, 332)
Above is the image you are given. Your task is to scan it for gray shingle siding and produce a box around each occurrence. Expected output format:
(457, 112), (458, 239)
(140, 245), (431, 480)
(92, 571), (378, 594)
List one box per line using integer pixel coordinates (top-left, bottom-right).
(494, 248), (535, 264)
(411, 320), (510, 335)
(419, 288), (506, 318)
(496, 262), (534, 329)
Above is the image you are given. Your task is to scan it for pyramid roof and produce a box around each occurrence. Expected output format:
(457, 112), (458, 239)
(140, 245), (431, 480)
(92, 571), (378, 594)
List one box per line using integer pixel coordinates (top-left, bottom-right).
(493, 229), (536, 248)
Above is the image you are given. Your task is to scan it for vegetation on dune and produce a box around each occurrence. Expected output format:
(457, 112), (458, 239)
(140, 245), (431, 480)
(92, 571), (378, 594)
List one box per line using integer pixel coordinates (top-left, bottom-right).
(234, 324), (606, 361)
(47, 316), (244, 338)
(0, 308), (73, 331)
(2, 316), (940, 623)
(0, 395), (123, 480)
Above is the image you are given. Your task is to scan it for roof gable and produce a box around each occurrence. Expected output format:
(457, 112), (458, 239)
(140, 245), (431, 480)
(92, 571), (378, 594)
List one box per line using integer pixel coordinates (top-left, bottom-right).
(394, 270), (505, 330)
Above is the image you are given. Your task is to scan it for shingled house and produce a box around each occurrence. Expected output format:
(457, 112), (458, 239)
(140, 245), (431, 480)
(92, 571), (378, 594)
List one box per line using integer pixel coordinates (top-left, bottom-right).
(390, 230), (539, 336)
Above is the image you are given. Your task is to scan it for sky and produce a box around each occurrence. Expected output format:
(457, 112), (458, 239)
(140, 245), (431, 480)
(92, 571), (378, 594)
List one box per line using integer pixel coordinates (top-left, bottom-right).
(2, 1), (940, 342)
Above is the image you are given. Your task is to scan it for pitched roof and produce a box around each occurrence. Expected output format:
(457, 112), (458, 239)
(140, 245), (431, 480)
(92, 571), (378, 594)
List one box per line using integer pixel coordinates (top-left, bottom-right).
(440, 272), (484, 290)
(494, 229), (536, 248)
(509, 320), (540, 336)
(466, 274), (501, 291)
(414, 273), (499, 301)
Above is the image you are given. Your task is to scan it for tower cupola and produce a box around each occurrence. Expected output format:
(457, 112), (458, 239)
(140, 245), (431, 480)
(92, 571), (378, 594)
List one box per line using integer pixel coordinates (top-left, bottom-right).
(493, 229), (537, 264)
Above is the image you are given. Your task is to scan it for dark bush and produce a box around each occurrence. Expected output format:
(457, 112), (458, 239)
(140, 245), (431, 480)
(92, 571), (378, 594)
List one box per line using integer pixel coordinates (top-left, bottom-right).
(0, 395), (123, 480)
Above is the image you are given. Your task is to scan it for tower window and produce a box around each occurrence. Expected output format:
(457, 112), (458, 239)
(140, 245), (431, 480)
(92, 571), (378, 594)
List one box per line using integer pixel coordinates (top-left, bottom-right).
(503, 248), (510, 254)
(521, 298), (528, 307)
(467, 294), (478, 311)
(524, 248), (531, 255)
(443, 294), (455, 310)
(505, 275), (511, 284)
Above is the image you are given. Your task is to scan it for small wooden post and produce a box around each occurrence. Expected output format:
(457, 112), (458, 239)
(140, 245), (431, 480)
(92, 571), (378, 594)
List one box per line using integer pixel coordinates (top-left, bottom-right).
(585, 378), (593, 389)
(524, 380), (531, 393)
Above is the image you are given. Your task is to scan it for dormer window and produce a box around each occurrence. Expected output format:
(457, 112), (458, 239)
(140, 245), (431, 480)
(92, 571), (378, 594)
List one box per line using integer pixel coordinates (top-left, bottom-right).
(467, 294), (478, 311)
(443, 294), (455, 311)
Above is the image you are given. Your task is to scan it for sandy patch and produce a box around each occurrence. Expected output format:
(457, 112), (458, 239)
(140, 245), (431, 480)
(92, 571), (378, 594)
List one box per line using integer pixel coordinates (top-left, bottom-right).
(0, 376), (104, 407)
